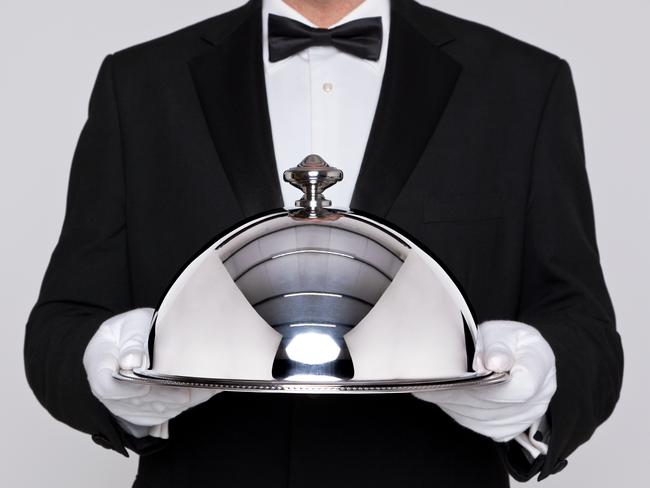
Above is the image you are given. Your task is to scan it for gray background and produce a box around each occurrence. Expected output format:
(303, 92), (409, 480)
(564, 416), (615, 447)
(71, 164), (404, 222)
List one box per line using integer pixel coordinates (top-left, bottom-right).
(1, 1), (647, 486)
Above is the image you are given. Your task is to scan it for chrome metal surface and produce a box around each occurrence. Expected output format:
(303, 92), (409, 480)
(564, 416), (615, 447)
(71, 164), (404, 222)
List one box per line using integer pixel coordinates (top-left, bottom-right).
(232, 248), (395, 282)
(115, 369), (510, 393)
(219, 222), (407, 263)
(141, 159), (494, 393)
(283, 154), (344, 218)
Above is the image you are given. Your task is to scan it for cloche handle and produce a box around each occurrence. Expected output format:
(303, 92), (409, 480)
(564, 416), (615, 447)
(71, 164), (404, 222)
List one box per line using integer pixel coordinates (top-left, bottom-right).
(283, 154), (344, 219)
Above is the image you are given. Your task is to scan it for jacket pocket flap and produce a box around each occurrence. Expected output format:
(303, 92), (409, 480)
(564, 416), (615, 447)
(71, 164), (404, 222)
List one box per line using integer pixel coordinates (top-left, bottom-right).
(424, 193), (504, 222)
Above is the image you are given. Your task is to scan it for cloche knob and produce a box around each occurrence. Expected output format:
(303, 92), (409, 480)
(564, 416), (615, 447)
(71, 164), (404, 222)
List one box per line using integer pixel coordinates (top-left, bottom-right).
(283, 155), (344, 219)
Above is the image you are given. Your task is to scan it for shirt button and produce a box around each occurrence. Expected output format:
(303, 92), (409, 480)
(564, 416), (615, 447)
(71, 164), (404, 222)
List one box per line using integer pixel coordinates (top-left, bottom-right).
(322, 82), (334, 93)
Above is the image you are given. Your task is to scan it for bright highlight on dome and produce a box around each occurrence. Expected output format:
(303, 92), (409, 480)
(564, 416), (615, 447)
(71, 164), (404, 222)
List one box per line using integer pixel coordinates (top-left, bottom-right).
(285, 332), (342, 365)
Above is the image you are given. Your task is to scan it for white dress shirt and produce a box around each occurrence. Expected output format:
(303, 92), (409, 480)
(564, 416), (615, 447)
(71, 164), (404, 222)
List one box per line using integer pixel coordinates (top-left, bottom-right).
(262, 0), (391, 209)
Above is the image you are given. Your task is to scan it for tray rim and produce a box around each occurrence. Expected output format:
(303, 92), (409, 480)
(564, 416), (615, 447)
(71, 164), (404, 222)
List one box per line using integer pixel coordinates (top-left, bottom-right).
(113, 368), (509, 394)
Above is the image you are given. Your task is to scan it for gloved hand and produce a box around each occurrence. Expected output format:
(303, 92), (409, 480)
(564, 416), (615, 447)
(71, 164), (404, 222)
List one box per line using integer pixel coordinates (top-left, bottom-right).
(412, 320), (556, 453)
(83, 308), (219, 439)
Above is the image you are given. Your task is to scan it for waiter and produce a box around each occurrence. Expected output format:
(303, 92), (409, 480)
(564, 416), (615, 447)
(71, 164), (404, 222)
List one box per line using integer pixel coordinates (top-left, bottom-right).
(24, 0), (623, 486)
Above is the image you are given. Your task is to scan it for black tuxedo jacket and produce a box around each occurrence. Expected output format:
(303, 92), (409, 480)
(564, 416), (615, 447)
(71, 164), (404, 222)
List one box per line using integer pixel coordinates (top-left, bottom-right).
(24, 0), (623, 486)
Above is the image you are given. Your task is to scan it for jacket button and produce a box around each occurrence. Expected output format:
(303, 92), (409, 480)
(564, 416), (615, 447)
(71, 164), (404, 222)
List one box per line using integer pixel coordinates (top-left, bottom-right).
(551, 459), (568, 474)
(91, 433), (113, 450)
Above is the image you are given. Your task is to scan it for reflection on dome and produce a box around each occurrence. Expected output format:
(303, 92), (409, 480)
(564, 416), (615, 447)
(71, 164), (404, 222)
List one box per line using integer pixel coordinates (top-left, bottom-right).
(285, 332), (341, 365)
(140, 156), (487, 392)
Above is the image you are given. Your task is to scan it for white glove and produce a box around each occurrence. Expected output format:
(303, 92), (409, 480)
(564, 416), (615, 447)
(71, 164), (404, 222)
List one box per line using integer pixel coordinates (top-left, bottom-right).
(83, 308), (219, 439)
(413, 320), (556, 456)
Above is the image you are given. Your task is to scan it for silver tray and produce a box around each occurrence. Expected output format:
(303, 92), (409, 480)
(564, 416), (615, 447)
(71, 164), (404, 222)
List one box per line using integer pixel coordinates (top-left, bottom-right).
(114, 368), (509, 394)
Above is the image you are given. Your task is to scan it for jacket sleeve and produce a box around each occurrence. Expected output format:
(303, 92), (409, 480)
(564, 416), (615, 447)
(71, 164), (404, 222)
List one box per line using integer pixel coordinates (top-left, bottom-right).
(23, 55), (166, 457)
(504, 59), (624, 481)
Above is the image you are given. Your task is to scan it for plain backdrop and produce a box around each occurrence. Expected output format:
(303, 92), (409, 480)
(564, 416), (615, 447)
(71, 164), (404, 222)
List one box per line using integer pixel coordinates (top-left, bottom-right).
(1, 1), (648, 486)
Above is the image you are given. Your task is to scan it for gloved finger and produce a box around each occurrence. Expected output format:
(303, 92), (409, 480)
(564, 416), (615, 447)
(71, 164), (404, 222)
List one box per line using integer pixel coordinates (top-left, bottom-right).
(128, 396), (144, 406)
(119, 308), (155, 337)
(416, 388), (509, 410)
(83, 324), (122, 367)
(479, 416), (547, 443)
(480, 321), (554, 370)
(413, 370), (540, 408)
(149, 421), (169, 439)
(84, 346), (121, 375)
(94, 367), (150, 400)
(118, 346), (146, 370)
(151, 401), (168, 413)
(94, 327), (119, 346)
(415, 352), (554, 406)
(437, 402), (518, 424)
(481, 341), (516, 373)
(411, 388), (470, 405)
(514, 334), (556, 380)
(189, 388), (221, 405)
(118, 308), (154, 370)
(83, 334), (120, 385)
(117, 399), (181, 417)
(471, 326), (555, 403)
(438, 404), (544, 440)
(435, 396), (544, 423)
(143, 385), (192, 405)
(110, 410), (169, 426)
(411, 383), (517, 406)
(471, 423), (534, 444)
(467, 363), (552, 405)
(538, 365), (557, 396)
(421, 365), (542, 406)
(472, 322), (518, 373)
(129, 389), (218, 415)
(491, 349), (554, 403)
(468, 369), (538, 404)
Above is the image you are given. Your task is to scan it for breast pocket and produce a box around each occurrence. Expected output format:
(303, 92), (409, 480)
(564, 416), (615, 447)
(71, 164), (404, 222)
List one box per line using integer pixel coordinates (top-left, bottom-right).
(418, 193), (506, 311)
(423, 193), (504, 223)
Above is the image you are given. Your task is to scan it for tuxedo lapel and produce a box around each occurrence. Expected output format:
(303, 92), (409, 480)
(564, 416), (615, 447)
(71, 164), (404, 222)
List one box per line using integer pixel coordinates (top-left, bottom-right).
(350, 0), (462, 217)
(188, 0), (284, 218)
(187, 0), (461, 219)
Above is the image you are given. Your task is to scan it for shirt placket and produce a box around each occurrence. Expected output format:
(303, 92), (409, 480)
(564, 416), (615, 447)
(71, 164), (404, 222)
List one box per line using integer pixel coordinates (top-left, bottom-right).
(307, 47), (339, 163)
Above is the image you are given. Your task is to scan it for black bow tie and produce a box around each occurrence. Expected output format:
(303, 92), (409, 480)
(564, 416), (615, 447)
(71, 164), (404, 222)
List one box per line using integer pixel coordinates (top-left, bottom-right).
(268, 14), (383, 63)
